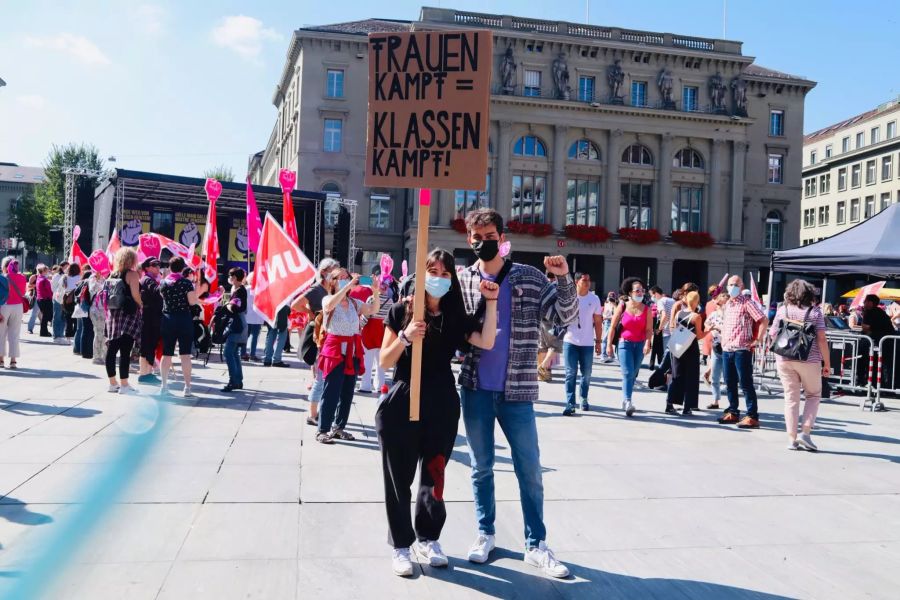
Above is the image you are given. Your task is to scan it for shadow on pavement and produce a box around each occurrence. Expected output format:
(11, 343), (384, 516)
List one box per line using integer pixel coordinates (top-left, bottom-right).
(0, 498), (54, 526)
(0, 400), (101, 418)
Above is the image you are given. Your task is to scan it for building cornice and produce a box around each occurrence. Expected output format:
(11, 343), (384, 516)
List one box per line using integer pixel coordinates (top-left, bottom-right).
(802, 138), (900, 176)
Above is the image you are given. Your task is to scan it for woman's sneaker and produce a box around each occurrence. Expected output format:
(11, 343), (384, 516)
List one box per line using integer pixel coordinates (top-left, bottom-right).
(391, 547), (414, 577)
(467, 533), (495, 563)
(181, 386), (194, 398)
(524, 541), (570, 578)
(624, 400), (635, 417)
(798, 434), (818, 452)
(107, 384), (120, 393)
(414, 540), (449, 567)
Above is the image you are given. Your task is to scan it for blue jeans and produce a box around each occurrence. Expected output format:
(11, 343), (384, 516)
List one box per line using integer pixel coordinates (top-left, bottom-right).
(710, 351), (724, 402)
(661, 334), (671, 357)
(27, 304), (38, 333)
(247, 324), (262, 358)
(723, 350), (758, 418)
(73, 317), (84, 353)
(224, 335), (243, 385)
(309, 368), (325, 404)
(52, 300), (64, 338)
(264, 327), (288, 363)
(600, 320), (611, 359)
(563, 342), (593, 408)
(618, 340), (645, 402)
(461, 388), (546, 549)
(318, 365), (356, 434)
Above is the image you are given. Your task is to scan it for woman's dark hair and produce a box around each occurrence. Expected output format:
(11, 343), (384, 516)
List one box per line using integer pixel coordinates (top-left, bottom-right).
(401, 248), (466, 331)
(681, 282), (699, 294)
(169, 257), (186, 272)
(229, 267), (245, 281)
(620, 277), (646, 298)
(67, 263), (81, 277)
(783, 279), (816, 307)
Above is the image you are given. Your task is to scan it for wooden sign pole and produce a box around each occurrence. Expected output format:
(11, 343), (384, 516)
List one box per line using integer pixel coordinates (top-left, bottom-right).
(409, 188), (431, 422)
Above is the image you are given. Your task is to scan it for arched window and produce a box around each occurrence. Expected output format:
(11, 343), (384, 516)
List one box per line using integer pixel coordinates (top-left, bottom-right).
(621, 144), (653, 166)
(764, 210), (782, 250)
(321, 182), (341, 227)
(568, 139), (601, 161)
(673, 148), (704, 169)
(513, 135), (547, 157)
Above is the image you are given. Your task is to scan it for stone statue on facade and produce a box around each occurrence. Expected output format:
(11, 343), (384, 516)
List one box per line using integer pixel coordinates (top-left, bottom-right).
(500, 46), (516, 95)
(709, 72), (727, 113)
(731, 76), (748, 116)
(657, 68), (675, 109)
(607, 59), (625, 104)
(552, 53), (571, 100)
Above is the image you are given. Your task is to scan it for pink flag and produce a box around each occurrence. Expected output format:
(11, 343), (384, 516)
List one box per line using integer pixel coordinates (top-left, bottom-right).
(278, 169), (298, 245)
(202, 178), (222, 290)
(69, 241), (89, 266)
(749, 274), (762, 306)
(246, 177), (263, 255)
(850, 281), (886, 310)
(106, 229), (121, 261)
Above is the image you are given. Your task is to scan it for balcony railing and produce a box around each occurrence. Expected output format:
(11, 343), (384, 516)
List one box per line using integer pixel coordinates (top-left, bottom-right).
(493, 85), (732, 115)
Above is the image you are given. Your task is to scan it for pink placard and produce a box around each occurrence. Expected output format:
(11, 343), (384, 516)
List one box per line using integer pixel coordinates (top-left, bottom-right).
(278, 169), (296, 194)
(88, 249), (111, 277)
(205, 178), (223, 202)
(418, 189), (431, 206)
(139, 233), (162, 259)
(72, 225), (81, 242)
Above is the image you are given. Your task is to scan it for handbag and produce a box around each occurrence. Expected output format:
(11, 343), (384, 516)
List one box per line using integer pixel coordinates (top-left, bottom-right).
(770, 306), (816, 361)
(667, 313), (696, 359)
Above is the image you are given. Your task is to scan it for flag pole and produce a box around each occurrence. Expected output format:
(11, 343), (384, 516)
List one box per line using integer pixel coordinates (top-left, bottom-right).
(409, 189), (431, 422)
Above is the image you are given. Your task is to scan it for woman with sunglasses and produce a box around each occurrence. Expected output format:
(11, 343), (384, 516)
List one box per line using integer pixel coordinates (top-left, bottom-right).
(606, 277), (653, 417)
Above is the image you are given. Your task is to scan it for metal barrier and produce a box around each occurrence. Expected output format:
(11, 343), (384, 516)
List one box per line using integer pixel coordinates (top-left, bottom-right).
(874, 335), (900, 409)
(824, 331), (875, 410)
(752, 333), (779, 395)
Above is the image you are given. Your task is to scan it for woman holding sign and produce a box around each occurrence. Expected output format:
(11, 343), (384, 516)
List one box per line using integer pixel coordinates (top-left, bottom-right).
(376, 249), (498, 577)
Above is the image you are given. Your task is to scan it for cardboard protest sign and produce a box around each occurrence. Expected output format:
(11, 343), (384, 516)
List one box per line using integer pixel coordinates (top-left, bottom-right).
(365, 30), (492, 190)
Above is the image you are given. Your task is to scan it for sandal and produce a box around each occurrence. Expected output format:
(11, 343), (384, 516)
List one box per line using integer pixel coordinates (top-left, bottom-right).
(331, 429), (355, 441)
(315, 432), (335, 444)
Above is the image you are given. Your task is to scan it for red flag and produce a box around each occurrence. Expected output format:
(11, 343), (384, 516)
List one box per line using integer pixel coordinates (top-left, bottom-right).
(252, 212), (316, 326)
(850, 281), (886, 310)
(202, 178), (222, 289)
(279, 169), (298, 245)
(106, 229), (121, 262)
(749, 274), (762, 306)
(69, 241), (89, 266)
(246, 177), (263, 255)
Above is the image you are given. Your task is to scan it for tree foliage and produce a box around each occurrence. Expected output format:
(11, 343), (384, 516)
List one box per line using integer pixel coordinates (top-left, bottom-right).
(203, 164), (235, 182)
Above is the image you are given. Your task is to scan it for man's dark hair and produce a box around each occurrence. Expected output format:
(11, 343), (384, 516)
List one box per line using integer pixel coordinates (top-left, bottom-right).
(649, 285), (663, 295)
(229, 267), (246, 281)
(465, 208), (504, 236)
(864, 294), (880, 306)
(574, 272), (588, 281)
(169, 257), (186, 272)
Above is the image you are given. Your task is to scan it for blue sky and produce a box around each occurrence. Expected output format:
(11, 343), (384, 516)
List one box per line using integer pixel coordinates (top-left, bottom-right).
(1, 0), (898, 181)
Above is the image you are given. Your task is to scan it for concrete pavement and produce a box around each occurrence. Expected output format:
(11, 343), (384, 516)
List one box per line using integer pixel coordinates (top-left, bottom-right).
(1, 329), (899, 599)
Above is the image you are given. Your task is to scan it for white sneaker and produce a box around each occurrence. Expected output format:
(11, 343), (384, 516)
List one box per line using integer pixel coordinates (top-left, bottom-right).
(391, 547), (414, 577)
(107, 384), (120, 393)
(467, 533), (495, 564)
(415, 540), (449, 567)
(118, 385), (139, 395)
(524, 541), (570, 578)
(625, 400), (635, 417)
(181, 386), (194, 398)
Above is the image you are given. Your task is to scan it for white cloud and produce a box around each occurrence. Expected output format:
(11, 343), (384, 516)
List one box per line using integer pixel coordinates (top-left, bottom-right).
(210, 15), (281, 60)
(16, 94), (48, 110)
(135, 4), (167, 35)
(24, 33), (111, 66)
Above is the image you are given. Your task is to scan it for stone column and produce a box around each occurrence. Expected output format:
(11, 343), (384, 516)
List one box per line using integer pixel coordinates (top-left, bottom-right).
(551, 124), (569, 230)
(495, 121), (513, 221)
(656, 258), (674, 293)
(708, 139), (724, 238)
(730, 141), (748, 242)
(603, 255), (621, 296)
(657, 133), (673, 235)
(605, 129), (624, 231)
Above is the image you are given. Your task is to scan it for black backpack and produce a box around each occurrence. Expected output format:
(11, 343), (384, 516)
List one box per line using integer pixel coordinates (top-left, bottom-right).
(106, 273), (136, 314)
(211, 305), (235, 345)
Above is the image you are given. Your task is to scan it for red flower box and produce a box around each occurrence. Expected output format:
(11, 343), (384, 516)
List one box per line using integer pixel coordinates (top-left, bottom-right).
(564, 225), (611, 243)
(670, 230), (715, 248)
(506, 220), (555, 237)
(450, 218), (467, 234)
(617, 227), (662, 244)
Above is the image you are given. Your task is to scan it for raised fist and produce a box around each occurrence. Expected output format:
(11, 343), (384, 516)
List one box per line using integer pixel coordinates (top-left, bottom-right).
(543, 255), (569, 276)
(480, 279), (500, 300)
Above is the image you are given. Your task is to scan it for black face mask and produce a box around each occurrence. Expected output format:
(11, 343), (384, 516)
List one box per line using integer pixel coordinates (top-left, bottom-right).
(471, 240), (499, 262)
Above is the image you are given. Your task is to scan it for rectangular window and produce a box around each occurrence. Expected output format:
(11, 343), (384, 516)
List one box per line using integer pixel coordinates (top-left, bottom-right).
(369, 194), (391, 230)
(802, 208), (813, 228)
(151, 210), (175, 239)
(850, 198), (860, 222)
(856, 131), (865, 148)
(619, 182), (653, 229)
(825, 144), (833, 158)
(871, 126), (880, 144)
(804, 179), (811, 198)
(866, 159), (876, 184)
(326, 69), (344, 98)
(524, 70), (541, 97)
(630, 81), (647, 107)
(769, 110), (784, 136)
(767, 154), (784, 184)
(566, 179), (601, 226)
(810, 177), (817, 195)
(818, 206), (829, 225)
(454, 173), (491, 218)
(888, 121), (897, 140)
(883, 155), (893, 181)
(851, 164), (861, 187)
(842, 137), (850, 153)
(577, 76), (595, 102)
(511, 172), (547, 224)
(682, 86), (698, 111)
(323, 118), (342, 152)
(810, 150), (817, 165)
(670, 187), (703, 232)
(865, 195), (875, 218)
(882, 192), (892, 211)
(837, 200), (846, 224)
(838, 168), (847, 191)
(820, 173), (830, 194)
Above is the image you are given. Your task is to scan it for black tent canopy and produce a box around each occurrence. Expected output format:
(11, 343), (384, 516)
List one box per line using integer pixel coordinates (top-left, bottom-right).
(772, 203), (900, 278)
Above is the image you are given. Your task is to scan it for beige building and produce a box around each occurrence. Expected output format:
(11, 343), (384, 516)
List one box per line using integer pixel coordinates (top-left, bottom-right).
(251, 6), (814, 295)
(801, 97), (900, 245)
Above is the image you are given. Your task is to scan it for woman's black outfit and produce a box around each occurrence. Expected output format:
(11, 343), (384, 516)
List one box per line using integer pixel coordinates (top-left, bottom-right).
(160, 277), (195, 356)
(375, 303), (472, 548)
(665, 310), (700, 414)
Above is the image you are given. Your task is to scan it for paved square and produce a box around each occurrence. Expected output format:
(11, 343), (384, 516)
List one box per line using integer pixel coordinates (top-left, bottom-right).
(1, 330), (899, 599)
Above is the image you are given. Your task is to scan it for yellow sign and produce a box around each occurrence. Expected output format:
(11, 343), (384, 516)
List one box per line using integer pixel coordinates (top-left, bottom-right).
(174, 211), (205, 249)
(120, 206), (150, 246)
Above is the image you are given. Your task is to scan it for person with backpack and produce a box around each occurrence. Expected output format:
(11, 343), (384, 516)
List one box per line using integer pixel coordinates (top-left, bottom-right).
(60, 262), (82, 341)
(158, 257), (199, 397)
(36, 264), (54, 338)
(222, 267), (248, 392)
(664, 291), (703, 416)
(72, 266), (94, 358)
(0, 257), (28, 368)
(138, 258), (163, 384)
(104, 248), (143, 394)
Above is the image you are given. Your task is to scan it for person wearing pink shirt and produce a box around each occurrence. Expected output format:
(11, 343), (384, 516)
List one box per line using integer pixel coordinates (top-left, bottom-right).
(0, 258), (29, 368)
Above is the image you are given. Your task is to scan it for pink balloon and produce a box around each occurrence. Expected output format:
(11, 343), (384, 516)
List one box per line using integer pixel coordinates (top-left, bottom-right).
(205, 178), (223, 202)
(88, 249), (111, 277)
(278, 169), (296, 194)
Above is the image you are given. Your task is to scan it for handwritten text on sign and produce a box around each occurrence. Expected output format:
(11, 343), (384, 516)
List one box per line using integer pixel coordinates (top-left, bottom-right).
(365, 30), (492, 190)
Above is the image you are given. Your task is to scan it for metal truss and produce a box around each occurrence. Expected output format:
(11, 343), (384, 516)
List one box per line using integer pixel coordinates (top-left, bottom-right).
(62, 167), (111, 252)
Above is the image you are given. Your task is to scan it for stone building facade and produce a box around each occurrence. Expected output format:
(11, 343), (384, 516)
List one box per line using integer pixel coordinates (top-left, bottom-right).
(251, 7), (814, 294)
(801, 97), (900, 245)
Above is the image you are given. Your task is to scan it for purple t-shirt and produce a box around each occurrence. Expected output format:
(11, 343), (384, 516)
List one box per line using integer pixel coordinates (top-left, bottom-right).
(476, 270), (512, 392)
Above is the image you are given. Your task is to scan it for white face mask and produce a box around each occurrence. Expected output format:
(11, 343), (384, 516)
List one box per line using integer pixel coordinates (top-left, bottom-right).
(632, 294), (644, 303)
